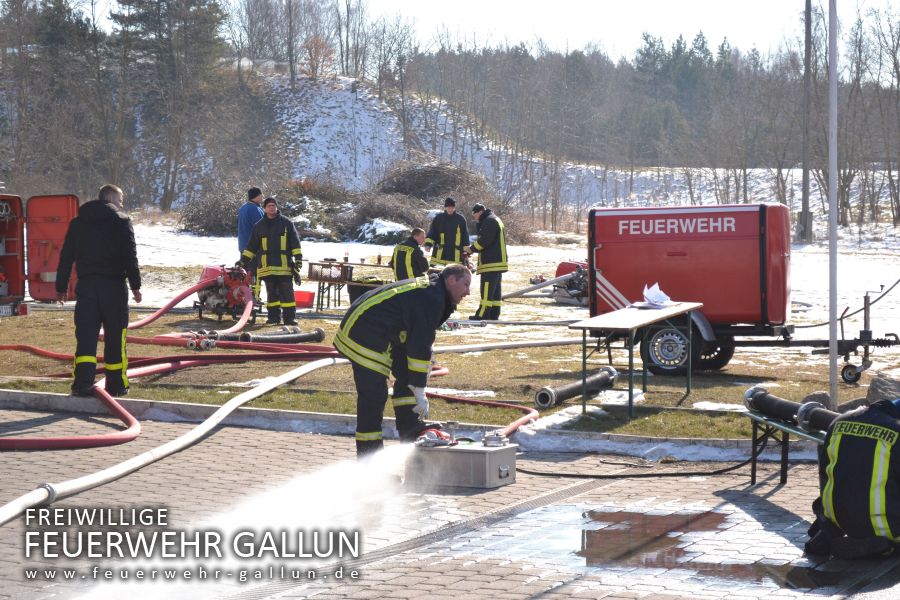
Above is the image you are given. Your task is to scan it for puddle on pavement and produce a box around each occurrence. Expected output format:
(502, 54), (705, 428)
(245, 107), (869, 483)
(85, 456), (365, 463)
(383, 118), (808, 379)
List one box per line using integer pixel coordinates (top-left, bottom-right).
(578, 510), (843, 589)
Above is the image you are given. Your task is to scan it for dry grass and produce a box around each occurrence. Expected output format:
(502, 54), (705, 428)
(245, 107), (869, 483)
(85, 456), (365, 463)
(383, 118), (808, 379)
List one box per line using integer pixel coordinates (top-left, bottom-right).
(0, 301), (872, 438)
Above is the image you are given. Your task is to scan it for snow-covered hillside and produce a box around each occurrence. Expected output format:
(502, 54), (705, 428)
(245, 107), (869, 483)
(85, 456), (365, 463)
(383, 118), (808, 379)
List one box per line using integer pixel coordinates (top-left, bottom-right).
(263, 73), (897, 242)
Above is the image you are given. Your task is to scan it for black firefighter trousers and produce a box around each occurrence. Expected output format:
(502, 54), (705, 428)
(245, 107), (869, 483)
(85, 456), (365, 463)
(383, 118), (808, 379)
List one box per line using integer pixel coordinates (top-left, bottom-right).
(351, 342), (429, 457)
(72, 278), (129, 395)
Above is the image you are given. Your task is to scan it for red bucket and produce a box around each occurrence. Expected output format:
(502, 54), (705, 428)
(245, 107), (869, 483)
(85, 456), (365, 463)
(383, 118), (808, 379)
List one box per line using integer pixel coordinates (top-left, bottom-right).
(294, 290), (315, 308)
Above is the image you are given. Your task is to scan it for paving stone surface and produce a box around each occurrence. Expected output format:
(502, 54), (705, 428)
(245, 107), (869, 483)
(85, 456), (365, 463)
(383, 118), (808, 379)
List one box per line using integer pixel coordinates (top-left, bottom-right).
(1, 407), (899, 599)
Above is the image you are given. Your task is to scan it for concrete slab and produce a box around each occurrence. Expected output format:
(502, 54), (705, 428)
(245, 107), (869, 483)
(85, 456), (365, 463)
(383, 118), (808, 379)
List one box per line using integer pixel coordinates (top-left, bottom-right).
(1, 403), (898, 599)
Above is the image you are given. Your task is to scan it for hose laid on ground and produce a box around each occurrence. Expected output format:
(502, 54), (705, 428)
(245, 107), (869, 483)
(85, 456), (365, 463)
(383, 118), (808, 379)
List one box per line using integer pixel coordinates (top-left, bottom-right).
(0, 386), (141, 450)
(426, 391), (540, 439)
(533, 367), (618, 409)
(433, 337), (584, 354)
(0, 358), (344, 527)
(235, 329), (325, 344)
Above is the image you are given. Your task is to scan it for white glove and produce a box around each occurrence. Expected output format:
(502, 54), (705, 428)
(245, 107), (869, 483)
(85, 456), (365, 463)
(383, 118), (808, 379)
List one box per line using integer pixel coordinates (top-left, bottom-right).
(409, 386), (429, 418)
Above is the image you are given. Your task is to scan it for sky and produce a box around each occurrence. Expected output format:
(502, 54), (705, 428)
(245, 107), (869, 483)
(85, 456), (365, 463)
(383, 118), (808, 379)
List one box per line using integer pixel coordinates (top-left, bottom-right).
(366, 0), (895, 58)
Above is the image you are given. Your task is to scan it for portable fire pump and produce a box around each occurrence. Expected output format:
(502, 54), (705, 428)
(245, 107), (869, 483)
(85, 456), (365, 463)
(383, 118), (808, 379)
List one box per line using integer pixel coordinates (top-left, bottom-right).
(194, 264), (261, 323)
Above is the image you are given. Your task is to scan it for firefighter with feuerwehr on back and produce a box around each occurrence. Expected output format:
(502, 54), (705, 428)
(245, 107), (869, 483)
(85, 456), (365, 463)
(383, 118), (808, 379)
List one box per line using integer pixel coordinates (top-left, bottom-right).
(805, 398), (900, 559)
(238, 197), (302, 326)
(334, 263), (471, 457)
(55, 184), (142, 397)
(425, 197), (469, 267)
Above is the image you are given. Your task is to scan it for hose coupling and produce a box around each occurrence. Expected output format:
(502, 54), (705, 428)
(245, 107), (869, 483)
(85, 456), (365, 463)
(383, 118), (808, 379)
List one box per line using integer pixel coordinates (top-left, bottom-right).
(38, 483), (58, 504)
(482, 430), (509, 447)
(743, 386), (769, 411)
(797, 401), (826, 431)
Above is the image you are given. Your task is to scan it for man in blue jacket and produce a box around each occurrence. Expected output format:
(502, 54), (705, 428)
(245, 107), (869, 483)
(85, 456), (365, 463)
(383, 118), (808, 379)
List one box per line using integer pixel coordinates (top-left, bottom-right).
(334, 264), (471, 457)
(238, 187), (265, 301)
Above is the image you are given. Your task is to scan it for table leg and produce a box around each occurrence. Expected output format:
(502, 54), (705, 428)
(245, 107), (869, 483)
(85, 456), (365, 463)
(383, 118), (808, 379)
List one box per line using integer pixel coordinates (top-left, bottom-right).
(686, 312), (693, 395)
(641, 327), (648, 394)
(780, 431), (789, 485)
(581, 330), (587, 415)
(751, 421), (759, 485)
(628, 329), (635, 419)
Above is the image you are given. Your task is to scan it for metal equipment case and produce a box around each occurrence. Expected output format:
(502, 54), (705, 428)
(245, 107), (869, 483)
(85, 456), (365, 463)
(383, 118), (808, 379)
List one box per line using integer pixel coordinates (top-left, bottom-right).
(405, 442), (518, 489)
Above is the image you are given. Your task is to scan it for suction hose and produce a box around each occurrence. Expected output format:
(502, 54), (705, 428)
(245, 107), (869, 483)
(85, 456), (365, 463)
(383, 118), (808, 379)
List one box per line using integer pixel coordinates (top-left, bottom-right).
(236, 328), (325, 344)
(0, 358), (344, 527)
(743, 386), (839, 433)
(533, 366), (618, 409)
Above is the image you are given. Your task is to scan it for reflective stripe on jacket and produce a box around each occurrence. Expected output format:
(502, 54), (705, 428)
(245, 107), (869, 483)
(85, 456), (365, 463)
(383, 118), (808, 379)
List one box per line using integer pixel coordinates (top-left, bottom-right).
(426, 212), (469, 265)
(334, 275), (454, 387)
(472, 209), (507, 274)
(241, 214), (302, 278)
(391, 236), (429, 281)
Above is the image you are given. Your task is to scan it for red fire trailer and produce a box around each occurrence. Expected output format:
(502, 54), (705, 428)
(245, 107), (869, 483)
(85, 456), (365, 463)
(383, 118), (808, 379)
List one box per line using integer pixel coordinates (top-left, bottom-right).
(0, 194), (80, 315)
(588, 203), (896, 380)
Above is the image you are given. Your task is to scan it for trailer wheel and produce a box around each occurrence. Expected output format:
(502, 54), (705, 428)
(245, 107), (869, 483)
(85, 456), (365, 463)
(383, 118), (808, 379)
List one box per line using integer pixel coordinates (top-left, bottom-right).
(697, 336), (736, 371)
(639, 326), (701, 376)
(841, 364), (862, 384)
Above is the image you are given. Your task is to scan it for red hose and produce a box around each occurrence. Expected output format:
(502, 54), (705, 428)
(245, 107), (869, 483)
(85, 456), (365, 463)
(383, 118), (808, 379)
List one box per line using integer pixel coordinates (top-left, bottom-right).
(427, 391), (539, 437)
(126, 278), (219, 329)
(0, 386), (141, 450)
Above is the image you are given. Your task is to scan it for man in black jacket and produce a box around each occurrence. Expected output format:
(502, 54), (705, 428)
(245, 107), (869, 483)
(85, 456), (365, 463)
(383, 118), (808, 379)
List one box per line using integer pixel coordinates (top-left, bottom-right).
(334, 263), (471, 457)
(239, 197), (303, 325)
(56, 184), (142, 397)
(390, 227), (429, 281)
(425, 197), (469, 267)
(467, 203), (508, 320)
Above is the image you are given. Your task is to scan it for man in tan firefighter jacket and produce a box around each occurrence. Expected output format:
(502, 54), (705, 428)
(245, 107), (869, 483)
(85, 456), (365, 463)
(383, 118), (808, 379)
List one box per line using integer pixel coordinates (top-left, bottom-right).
(56, 184), (142, 397)
(238, 197), (303, 325)
(806, 398), (900, 559)
(425, 197), (469, 267)
(390, 227), (429, 281)
(466, 203), (507, 320)
(334, 264), (471, 457)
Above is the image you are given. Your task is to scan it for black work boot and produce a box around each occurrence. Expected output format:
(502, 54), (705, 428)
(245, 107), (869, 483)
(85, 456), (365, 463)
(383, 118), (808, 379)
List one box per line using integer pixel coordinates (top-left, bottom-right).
(282, 307), (298, 326)
(356, 439), (384, 459)
(265, 306), (281, 324)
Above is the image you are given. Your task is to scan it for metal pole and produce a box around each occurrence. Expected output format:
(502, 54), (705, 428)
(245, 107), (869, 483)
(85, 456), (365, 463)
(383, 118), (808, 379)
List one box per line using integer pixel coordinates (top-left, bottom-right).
(827, 0), (839, 409)
(800, 0), (812, 242)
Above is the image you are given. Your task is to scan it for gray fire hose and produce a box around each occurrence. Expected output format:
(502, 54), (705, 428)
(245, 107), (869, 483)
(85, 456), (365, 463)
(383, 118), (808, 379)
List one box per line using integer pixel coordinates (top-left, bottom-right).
(533, 366), (617, 408)
(502, 272), (575, 300)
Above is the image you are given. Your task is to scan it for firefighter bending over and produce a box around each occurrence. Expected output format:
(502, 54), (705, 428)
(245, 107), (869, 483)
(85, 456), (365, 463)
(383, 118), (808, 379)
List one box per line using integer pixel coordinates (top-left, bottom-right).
(238, 197), (303, 326)
(425, 197), (469, 267)
(806, 398), (900, 559)
(334, 263), (471, 457)
(56, 184), (142, 397)
(466, 203), (507, 320)
(390, 227), (429, 281)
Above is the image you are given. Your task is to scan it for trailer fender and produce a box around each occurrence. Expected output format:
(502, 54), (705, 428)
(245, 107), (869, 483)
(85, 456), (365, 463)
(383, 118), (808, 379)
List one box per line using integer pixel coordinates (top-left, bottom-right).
(691, 312), (715, 343)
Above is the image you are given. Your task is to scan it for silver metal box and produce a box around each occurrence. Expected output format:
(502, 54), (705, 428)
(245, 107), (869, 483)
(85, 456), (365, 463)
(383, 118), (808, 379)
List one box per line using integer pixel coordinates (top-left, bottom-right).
(405, 442), (517, 488)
